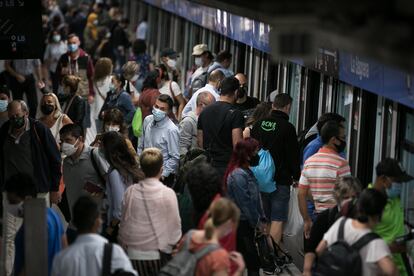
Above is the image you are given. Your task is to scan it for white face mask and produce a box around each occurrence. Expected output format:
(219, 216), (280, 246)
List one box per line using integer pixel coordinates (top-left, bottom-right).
(105, 125), (120, 132)
(61, 139), (79, 156)
(167, 59), (177, 69)
(8, 202), (24, 218)
(194, 57), (202, 67)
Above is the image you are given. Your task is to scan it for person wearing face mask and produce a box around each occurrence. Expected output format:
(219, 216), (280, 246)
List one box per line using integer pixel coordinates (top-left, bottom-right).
(157, 64), (186, 121)
(52, 196), (137, 276)
(0, 100), (62, 274)
(179, 92), (215, 155)
(0, 85), (11, 128)
(197, 76), (244, 179)
(5, 173), (67, 276)
(160, 48), (181, 84)
(44, 30), (68, 93)
(189, 44), (214, 97)
(38, 93), (73, 143)
(55, 34), (95, 104)
(121, 61), (140, 106)
(298, 120), (351, 239)
(60, 124), (107, 229)
(303, 176), (362, 276)
(137, 94), (180, 187)
(182, 69), (224, 116)
(234, 73), (260, 114)
(370, 158), (414, 276)
(225, 138), (267, 276)
(101, 74), (136, 125)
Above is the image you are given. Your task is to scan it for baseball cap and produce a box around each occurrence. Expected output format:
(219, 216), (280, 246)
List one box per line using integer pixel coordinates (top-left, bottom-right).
(376, 158), (414, 183)
(192, 44), (208, 56)
(160, 48), (178, 59)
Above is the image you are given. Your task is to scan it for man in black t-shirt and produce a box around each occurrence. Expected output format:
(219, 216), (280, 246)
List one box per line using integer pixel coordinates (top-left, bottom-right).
(197, 76), (244, 179)
(234, 73), (260, 113)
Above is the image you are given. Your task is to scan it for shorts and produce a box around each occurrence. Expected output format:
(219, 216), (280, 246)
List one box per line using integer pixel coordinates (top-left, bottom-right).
(261, 185), (290, 222)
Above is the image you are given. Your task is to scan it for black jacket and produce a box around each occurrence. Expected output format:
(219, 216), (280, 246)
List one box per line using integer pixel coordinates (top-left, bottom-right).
(251, 110), (301, 186)
(0, 118), (62, 193)
(61, 95), (87, 127)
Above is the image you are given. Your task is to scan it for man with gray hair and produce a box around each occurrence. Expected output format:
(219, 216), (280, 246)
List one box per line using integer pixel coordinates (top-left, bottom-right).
(0, 100), (62, 274)
(179, 92), (216, 155)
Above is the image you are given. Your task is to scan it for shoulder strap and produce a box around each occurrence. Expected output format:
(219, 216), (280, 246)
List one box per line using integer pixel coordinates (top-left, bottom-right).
(351, 232), (380, 251)
(32, 121), (42, 145)
(139, 183), (160, 249)
(94, 83), (106, 101)
(194, 243), (220, 260)
(64, 95), (77, 114)
(169, 81), (178, 103)
(90, 149), (106, 185)
(337, 217), (347, 241)
(102, 243), (113, 276)
(182, 230), (194, 250)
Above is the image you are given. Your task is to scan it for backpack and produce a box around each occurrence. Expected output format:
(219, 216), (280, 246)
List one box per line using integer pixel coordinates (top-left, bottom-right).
(314, 218), (380, 276)
(297, 126), (317, 163)
(190, 71), (208, 93)
(158, 231), (220, 276)
(250, 149), (276, 193)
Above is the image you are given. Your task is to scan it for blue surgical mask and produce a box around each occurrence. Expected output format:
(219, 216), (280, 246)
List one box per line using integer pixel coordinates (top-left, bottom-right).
(152, 107), (166, 122)
(68, 43), (79, 53)
(386, 182), (402, 199)
(0, 100), (8, 112)
(109, 83), (115, 92)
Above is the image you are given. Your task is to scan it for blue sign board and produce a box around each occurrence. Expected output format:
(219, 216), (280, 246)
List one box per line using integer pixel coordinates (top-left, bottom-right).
(142, 0), (414, 109)
(339, 51), (414, 108)
(142, 0), (271, 53)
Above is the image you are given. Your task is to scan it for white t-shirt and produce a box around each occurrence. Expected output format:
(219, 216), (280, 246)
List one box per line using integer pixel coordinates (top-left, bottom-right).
(136, 21), (148, 40)
(159, 81), (181, 101)
(323, 218), (391, 276)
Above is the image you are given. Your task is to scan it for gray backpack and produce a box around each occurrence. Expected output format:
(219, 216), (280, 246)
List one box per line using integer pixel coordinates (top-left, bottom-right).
(158, 231), (220, 276)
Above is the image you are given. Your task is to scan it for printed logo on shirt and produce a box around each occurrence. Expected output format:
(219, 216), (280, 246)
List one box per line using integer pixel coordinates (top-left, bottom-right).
(261, 121), (276, 132)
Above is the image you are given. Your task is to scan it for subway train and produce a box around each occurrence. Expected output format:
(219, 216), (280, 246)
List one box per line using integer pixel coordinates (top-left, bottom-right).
(121, 0), (414, 225)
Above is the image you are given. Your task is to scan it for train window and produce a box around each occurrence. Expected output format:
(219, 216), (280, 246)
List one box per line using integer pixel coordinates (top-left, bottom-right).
(399, 109), (414, 225)
(287, 63), (302, 128)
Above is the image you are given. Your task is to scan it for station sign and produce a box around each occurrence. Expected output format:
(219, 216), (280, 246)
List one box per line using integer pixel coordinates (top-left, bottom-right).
(0, 0), (44, 59)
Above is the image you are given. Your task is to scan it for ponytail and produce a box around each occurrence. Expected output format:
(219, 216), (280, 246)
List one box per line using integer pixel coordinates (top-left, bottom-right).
(204, 217), (214, 240)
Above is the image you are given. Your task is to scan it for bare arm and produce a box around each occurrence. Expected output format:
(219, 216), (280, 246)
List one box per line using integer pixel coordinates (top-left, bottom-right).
(175, 94), (186, 121)
(377, 256), (399, 276)
(315, 240), (327, 256)
(231, 128), (243, 148)
(303, 253), (316, 276)
(62, 115), (73, 126)
(298, 187), (312, 239)
(197, 129), (203, 148)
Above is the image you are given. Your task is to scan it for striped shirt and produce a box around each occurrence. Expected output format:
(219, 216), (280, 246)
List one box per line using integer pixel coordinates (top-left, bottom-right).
(299, 147), (351, 213)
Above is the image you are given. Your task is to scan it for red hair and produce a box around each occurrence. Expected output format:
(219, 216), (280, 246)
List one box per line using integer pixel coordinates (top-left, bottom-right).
(223, 138), (259, 192)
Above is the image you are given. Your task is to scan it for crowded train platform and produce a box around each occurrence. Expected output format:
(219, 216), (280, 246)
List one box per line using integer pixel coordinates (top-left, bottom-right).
(0, 0), (413, 275)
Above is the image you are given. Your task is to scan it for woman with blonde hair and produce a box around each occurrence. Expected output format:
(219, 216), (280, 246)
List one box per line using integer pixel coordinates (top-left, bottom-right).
(119, 147), (181, 275)
(83, 12), (99, 54)
(38, 92), (72, 142)
(176, 198), (246, 276)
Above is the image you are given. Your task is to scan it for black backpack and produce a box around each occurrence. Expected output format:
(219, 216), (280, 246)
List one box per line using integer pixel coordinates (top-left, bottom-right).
(314, 218), (380, 276)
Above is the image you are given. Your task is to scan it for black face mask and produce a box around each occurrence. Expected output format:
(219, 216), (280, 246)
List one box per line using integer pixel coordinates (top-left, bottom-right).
(41, 104), (55, 115)
(10, 116), (25, 129)
(237, 86), (247, 99)
(249, 153), (260, 167)
(335, 137), (346, 153)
